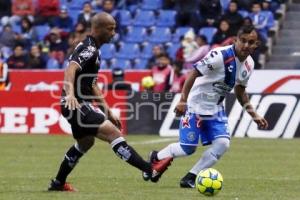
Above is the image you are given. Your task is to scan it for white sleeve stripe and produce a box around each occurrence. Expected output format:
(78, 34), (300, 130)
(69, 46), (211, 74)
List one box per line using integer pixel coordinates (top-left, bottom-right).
(70, 61), (82, 70)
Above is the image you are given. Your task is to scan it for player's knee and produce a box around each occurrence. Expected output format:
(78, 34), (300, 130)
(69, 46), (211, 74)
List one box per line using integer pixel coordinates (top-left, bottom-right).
(212, 138), (230, 159)
(219, 138), (230, 152)
(180, 144), (197, 155)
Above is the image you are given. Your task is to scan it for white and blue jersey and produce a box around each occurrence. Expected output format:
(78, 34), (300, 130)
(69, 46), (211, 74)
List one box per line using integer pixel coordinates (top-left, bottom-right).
(180, 45), (254, 146)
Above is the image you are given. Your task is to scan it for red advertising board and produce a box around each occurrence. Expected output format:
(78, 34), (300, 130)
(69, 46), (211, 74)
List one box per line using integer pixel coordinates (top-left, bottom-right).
(0, 90), (127, 135)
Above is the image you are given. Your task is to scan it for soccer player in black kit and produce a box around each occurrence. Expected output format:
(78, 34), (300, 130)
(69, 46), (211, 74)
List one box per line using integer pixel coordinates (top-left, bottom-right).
(48, 12), (172, 191)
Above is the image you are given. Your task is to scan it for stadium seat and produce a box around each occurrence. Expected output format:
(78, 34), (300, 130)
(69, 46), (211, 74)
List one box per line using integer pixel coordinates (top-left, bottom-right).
(220, 0), (231, 12)
(140, 42), (153, 59)
(141, 0), (162, 10)
(100, 44), (116, 60)
(148, 27), (172, 43)
(173, 27), (194, 42)
(46, 58), (60, 69)
(12, 24), (21, 34)
(111, 58), (132, 69)
(35, 25), (51, 40)
(100, 59), (109, 69)
(124, 26), (147, 43)
(134, 58), (148, 69)
(166, 42), (181, 59)
(156, 10), (177, 27)
(115, 42), (140, 59)
(68, 0), (86, 9)
(199, 27), (217, 44)
(133, 10), (155, 27)
(119, 10), (132, 26)
(68, 10), (81, 25)
(238, 10), (249, 18)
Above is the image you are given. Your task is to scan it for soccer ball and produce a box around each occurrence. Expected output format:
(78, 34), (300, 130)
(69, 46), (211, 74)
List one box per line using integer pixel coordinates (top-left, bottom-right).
(195, 168), (223, 196)
(141, 76), (155, 89)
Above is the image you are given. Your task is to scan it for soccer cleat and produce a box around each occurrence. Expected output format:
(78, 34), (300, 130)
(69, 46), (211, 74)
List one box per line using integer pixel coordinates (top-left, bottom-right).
(180, 172), (197, 188)
(48, 179), (77, 192)
(142, 151), (173, 183)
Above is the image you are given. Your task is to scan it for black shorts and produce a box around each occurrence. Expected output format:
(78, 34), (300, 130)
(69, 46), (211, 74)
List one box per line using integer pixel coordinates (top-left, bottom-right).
(61, 100), (106, 139)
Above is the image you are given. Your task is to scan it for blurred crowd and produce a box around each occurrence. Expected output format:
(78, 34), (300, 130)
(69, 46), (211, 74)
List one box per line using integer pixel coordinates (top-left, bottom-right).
(0, 0), (286, 92)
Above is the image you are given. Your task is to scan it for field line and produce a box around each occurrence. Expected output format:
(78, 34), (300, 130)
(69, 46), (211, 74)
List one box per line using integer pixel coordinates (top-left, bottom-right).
(129, 138), (177, 145)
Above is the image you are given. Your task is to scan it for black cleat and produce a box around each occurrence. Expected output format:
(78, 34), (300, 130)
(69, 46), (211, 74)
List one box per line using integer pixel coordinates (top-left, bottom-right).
(48, 179), (77, 192)
(180, 172), (197, 188)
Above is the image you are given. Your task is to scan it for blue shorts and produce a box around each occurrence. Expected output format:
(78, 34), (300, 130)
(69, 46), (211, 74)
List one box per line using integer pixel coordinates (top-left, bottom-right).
(179, 110), (230, 146)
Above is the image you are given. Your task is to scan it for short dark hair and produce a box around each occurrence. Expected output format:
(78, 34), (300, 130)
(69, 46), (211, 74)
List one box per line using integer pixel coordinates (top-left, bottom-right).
(237, 25), (257, 37)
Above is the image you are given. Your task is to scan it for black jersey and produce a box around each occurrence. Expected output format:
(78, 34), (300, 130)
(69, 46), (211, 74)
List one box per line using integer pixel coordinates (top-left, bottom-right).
(63, 35), (101, 101)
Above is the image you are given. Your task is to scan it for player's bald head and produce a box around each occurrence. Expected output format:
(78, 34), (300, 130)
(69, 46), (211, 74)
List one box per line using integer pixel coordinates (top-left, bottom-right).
(91, 12), (115, 28)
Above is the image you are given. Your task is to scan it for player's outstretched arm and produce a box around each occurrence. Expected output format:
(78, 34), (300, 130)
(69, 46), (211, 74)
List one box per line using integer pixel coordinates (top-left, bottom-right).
(64, 62), (81, 110)
(174, 69), (201, 117)
(234, 84), (268, 129)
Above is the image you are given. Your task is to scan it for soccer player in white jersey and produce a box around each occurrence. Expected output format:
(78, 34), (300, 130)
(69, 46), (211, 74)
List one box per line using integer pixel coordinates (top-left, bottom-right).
(142, 25), (269, 187)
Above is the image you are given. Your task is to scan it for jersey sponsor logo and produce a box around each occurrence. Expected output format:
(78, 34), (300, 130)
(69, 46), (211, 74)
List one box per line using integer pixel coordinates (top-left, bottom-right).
(212, 81), (232, 96)
(78, 46), (95, 62)
(228, 65), (233, 72)
(207, 64), (214, 71)
(210, 50), (218, 58)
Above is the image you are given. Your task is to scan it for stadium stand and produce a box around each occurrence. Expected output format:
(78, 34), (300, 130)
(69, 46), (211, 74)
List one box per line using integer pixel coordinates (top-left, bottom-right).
(0, 0), (292, 70)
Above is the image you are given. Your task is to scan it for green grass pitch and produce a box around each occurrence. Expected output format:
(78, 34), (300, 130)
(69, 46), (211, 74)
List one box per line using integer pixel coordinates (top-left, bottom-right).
(0, 135), (299, 200)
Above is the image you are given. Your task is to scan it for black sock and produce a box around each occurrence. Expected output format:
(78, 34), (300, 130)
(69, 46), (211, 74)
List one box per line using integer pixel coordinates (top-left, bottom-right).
(112, 139), (152, 173)
(55, 145), (83, 184)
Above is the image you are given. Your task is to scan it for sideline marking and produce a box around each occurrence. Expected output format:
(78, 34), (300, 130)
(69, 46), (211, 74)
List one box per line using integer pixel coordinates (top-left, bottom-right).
(129, 138), (177, 145)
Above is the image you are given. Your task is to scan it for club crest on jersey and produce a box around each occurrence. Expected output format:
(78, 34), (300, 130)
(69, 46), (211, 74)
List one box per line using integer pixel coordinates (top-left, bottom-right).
(187, 132), (196, 142)
(182, 116), (190, 128)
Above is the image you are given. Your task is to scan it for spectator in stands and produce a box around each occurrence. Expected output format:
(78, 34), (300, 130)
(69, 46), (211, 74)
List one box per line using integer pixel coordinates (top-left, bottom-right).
(147, 44), (165, 69)
(181, 30), (198, 63)
(45, 28), (68, 68)
(92, 0), (103, 10)
(174, 0), (199, 31)
(184, 35), (210, 68)
(0, 24), (17, 49)
(211, 19), (235, 48)
(0, 0), (12, 20)
(162, 0), (175, 9)
(19, 17), (38, 49)
(67, 22), (88, 56)
(116, 0), (139, 12)
(221, 0), (244, 35)
(77, 2), (96, 28)
(169, 60), (186, 93)
(35, 0), (60, 25)
(151, 53), (172, 92)
(238, 0), (254, 11)
(0, 58), (10, 90)
(7, 44), (28, 69)
(52, 6), (73, 33)
(28, 44), (47, 69)
(249, 1), (271, 44)
(198, 0), (222, 28)
(102, 0), (121, 34)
